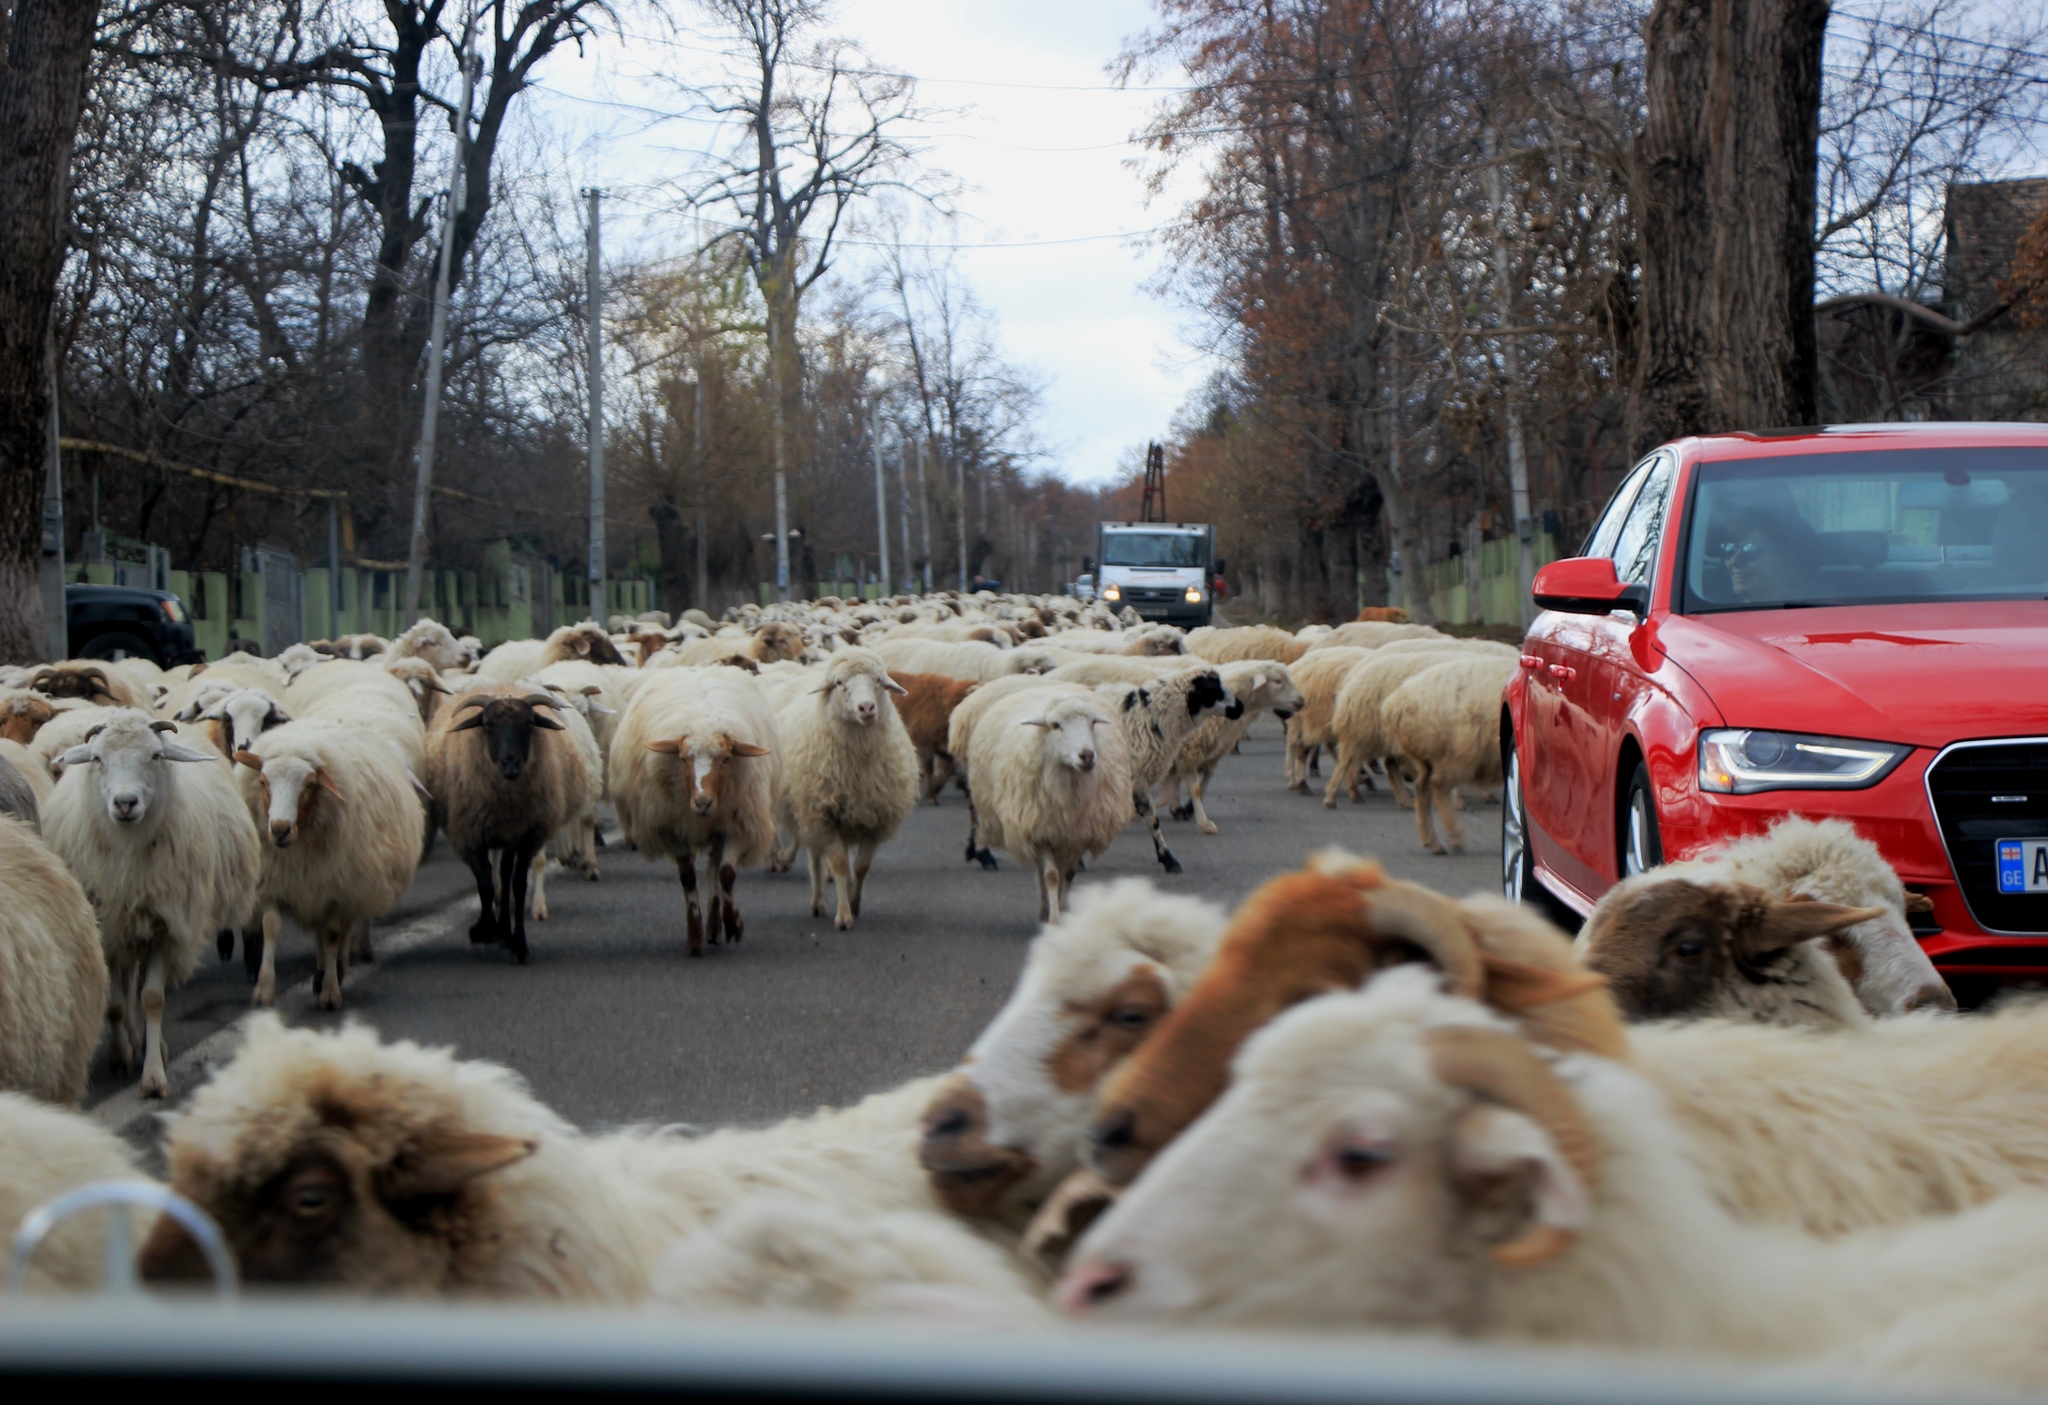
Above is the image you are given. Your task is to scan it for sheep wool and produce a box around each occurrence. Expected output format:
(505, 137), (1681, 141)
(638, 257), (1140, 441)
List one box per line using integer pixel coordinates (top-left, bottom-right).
(0, 1092), (151, 1294)
(0, 817), (110, 1103)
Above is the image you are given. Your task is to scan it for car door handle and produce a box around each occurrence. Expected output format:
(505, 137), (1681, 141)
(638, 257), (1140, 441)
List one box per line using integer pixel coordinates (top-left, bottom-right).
(1548, 664), (1577, 681)
(1520, 655), (1543, 669)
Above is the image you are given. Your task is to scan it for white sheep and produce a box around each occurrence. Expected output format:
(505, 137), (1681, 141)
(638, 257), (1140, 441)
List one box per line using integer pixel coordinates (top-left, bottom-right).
(1381, 651), (1520, 853)
(1279, 646), (1370, 790)
(0, 816), (110, 1103)
(196, 685), (292, 757)
(1578, 816), (1953, 1021)
(388, 618), (474, 671)
(1184, 625), (1311, 664)
(875, 637), (1061, 683)
(141, 1014), (945, 1302)
(1160, 661), (1303, 835)
(0, 746), (41, 825)
(1058, 973), (2048, 1393)
(772, 648), (920, 930)
(1303, 620), (1442, 650)
(42, 710), (261, 1096)
(965, 688), (1133, 923)
(609, 666), (781, 954)
(286, 660), (429, 773)
(233, 719), (424, 1009)
(1319, 642), (1470, 806)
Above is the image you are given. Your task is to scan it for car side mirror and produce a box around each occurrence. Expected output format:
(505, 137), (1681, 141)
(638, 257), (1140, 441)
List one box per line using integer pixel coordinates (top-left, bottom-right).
(1532, 557), (1651, 616)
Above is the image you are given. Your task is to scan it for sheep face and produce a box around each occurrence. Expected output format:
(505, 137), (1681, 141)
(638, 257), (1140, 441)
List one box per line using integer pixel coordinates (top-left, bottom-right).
(235, 751), (340, 848)
(644, 732), (770, 817)
(140, 1097), (536, 1293)
(1061, 976), (1590, 1327)
(813, 656), (907, 727)
(59, 713), (217, 826)
(1182, 669), (1239, 721)
(1022, 699), (1111, 774)
(1085, 865), (1481, 1188)
(204, 689), (290, 755)
(448, 695), (565, 782)
(749, 622), (805, 663)
(1576, 879), (1887, 1024)
(1008, 648), (1061, 676)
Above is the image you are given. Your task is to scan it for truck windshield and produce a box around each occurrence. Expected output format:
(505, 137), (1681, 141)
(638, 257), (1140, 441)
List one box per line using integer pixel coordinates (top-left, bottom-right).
(1102, 533), (1203, 567)
(1679, 447), (2048, 612)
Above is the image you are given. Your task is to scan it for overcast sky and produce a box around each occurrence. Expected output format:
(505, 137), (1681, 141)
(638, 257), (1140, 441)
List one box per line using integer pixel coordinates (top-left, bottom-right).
(529, 0), (1211, 486)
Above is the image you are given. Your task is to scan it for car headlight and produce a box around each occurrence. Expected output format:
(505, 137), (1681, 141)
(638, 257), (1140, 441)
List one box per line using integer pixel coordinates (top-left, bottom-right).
(1698, 729), (1911, 795)
(1102, 584), (1121, 602)
(1184, 586), (1202, 603)
(159, 599), (186, 623)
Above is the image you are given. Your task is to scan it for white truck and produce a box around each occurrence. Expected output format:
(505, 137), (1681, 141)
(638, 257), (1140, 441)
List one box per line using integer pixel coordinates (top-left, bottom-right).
(1088, 521), (1216, 627)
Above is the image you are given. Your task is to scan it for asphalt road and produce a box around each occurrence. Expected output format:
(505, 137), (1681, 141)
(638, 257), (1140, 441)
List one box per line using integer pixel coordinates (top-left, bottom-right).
(87, 717), (1500, 1142)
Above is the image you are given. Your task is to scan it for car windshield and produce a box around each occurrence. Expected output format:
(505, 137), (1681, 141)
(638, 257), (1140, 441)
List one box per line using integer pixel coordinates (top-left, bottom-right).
(1679, 446), (2048, 612)
(1101, 532), (1203, 567)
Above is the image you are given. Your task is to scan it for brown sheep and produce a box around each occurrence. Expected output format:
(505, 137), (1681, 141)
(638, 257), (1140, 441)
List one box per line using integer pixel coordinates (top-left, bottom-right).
(540, 622), (628, 668)
(748, 621), (805, 663)
(426, 686), (586, 964)
(26, 662), (149, 709)
(0, 693), (59, 745)
(890, 672), (981, 802)
(1353, 605), (1411, 623)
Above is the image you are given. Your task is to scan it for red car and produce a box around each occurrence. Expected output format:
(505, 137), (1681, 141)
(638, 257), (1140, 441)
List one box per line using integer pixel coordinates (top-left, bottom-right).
(1502, 423), (2048, 991)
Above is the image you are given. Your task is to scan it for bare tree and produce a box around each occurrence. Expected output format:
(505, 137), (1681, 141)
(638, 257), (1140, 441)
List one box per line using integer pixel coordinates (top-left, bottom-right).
(685, 0), (928, 599)
(0, 0), (104, 662)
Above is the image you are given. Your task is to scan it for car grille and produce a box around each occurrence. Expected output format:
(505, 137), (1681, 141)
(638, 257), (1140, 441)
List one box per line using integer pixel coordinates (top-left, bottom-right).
(1926, 740), (2048, 935)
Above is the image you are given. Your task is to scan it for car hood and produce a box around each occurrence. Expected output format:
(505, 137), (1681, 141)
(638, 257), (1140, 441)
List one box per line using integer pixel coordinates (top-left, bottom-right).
(1657, 603), (2048, 748)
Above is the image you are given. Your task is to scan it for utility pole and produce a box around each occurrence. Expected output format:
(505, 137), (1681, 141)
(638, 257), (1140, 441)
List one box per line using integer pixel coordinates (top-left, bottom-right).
(41, 353), (66, 661)
(692, 375), (708, 612)
(915, 437), (933, 593)
(870, 397), (891, 599)
(953, 441), (968, 593)
(583, 186), (606, 623)
(1484, 129), (1536, 626)
(768, 317), (790, 602)
(404, 15), (479, 625)
(327, 498), (342, 639)
(895, 424), (913, 596)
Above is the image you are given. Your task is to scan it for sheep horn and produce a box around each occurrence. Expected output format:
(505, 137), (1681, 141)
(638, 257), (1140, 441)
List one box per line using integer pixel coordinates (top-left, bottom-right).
(451, 694), (490, 712)
(149, 719), (179, 734)
(1353, 883), (1489, 1000)
(1423, 1025), (1600, 1268)
(522, 693), (563, 708)
(423, 677), (452, 695)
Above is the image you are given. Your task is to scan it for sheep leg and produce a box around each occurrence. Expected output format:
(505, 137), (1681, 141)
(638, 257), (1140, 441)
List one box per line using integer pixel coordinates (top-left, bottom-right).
(240, 922), (264, 981)
(831, 844), (855, 931)
(1135, 790), (1182, 875)
(809, 848), (828, 918)
(253, 908), (281, 1008)
(138, 948), (172, 1099)
(929, 750), (957, 803)
(1283, 720), (1306, 791)
(676, 848), (705, 956)
(529, 849), (550, 921)
(1038, 855), (1060, 924)
(717, 847), (742, 943)
(1434, 775), (1467, 854)
(1386, 758), (1416, 809)
(849, 840), (876, 918)
(963, 795), (998, 869)
(216, 928), (234, 962)
(505, 837), (539, 965)
(106, 958), (136, 1073)
(1191, 763), (1221, 836)
(1413, 761), (1446, 855)
(1322, 744), (1357, 809)
(582, 817), (602, 878)
(495, 847), (519, 950)
(315, 921), (345, 1012)
(465, 849), (500, 945)
(350, 919), (376, 965)
(1307, 742), (1322, 779)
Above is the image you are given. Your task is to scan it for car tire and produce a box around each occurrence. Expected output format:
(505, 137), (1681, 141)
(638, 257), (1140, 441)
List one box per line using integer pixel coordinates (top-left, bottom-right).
(1502, 744), (1538, 904)
(1622, 761), (1663, 877)
(81, 631), (158, 665)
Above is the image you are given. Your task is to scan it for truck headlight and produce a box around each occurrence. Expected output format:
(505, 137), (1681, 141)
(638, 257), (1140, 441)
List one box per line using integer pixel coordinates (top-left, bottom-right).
(159, 599), (186, 623)
(1698, 729), (1911, 795)
(1184, 587), (1202, 603)
(1102, 584), (1121, 602)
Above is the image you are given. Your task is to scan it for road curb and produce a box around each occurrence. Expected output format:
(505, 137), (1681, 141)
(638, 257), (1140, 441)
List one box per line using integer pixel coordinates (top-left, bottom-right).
(90, 894), (483, 1144)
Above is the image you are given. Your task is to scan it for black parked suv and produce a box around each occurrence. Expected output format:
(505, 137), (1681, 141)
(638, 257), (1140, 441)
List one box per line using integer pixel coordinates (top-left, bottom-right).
(66, 584), (203, 665)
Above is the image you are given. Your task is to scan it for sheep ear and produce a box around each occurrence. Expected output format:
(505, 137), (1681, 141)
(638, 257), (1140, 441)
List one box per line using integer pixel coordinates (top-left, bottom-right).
(268, 702), (292, 725)
(423, 677), (452, 695)
(59, 744), (97, 766)
(728, 740), (770, 758)
(378, 1130), (538, 1203)
(645, 738), (683, 754)
(311, 767), (345, 800)
(408, 770), (432, 800)
(1739, 894), (1890, 957)
(880, 673), (908, 696)
(233, 750), (265, 771)
(1019, 717), (1052, 728)
(1449, 1104), (1590, 1267)
(585, 700), (616, 716)
(160, 741), (218, 763)
(175, 702), (202, 721)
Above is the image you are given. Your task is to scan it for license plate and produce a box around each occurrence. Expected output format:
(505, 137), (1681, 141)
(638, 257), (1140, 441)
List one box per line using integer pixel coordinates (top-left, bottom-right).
(1996, 839), (2048, 894)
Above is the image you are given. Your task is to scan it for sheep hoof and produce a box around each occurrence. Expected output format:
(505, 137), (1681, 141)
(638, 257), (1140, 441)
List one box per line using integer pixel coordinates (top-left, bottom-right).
(468, 917), (498, 945)
(1199, 821), (1219, 836)
(975, 849), (999, 871)
(216, 929), (235, 962)
(725, 912), (744, 943)
(139, 1072), (169, 1100)
(835, 913), (854, 931)
(1169, 804), (1193, 821)
(585, 867), (601, 882)
(1322, 796), (1337, 810)
(1159, 852), (1183, 875)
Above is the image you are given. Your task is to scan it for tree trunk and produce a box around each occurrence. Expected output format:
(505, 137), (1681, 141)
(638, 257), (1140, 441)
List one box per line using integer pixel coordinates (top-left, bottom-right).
(0, 0), (102, 664)
(1630, 0), (1829, 453)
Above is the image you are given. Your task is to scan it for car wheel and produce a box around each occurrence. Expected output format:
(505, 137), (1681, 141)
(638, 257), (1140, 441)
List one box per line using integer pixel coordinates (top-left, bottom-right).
(81, 631), (157, 665)
(1622, 761), (1663, 877)
(1502, 745), (1535, 903)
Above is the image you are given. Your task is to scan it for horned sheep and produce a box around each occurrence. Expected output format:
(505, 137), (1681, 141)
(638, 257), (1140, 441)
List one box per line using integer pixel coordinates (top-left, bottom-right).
(41, 710), (261, 1097)
(771, 648), (921, 930)
(609, 666), (781, 955)
(1060, 973), (2048, 1393)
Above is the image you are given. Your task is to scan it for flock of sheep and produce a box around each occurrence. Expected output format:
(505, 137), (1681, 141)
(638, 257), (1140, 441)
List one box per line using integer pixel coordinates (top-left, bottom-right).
(4, 590), (2035, 1390)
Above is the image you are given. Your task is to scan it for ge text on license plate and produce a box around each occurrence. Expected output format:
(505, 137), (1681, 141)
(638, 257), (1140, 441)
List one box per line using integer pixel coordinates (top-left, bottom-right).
(1996, 839), (2048, 894)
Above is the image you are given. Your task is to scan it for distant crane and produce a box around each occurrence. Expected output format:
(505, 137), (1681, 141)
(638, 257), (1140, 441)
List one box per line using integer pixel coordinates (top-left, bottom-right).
(1139, 441), (1167, 523)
